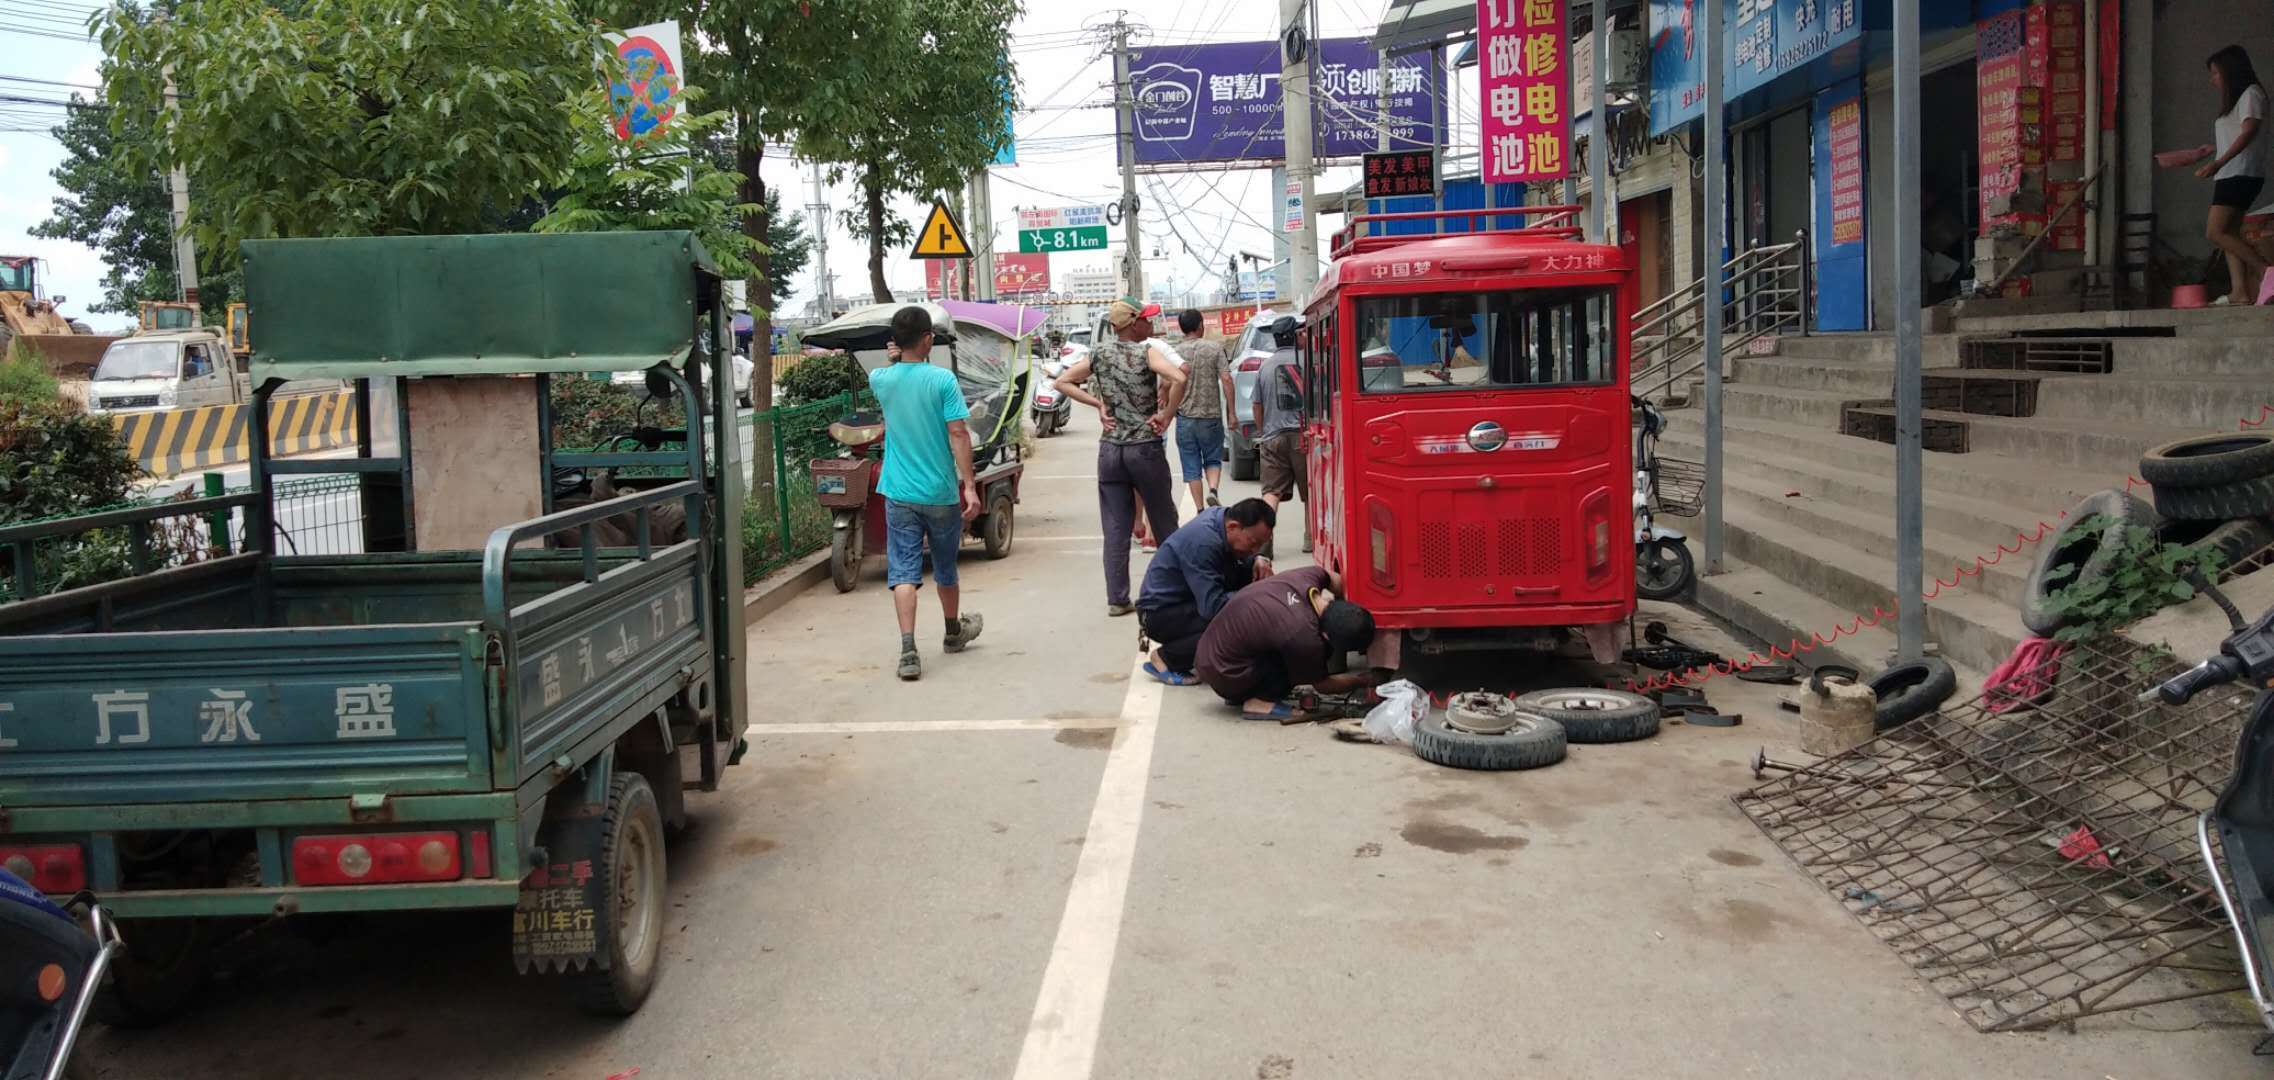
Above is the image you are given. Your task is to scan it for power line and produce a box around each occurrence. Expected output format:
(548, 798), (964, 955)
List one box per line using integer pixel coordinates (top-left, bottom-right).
(0, 22), (94, 42)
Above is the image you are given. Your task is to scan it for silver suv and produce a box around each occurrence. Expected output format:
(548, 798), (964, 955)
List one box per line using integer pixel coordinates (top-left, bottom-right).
(1226, 314), (1301, 481)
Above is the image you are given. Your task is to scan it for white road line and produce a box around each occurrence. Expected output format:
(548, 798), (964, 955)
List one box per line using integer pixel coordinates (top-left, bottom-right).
(1012, 653), (1161, 1080)
(747, 718), (1120, 735)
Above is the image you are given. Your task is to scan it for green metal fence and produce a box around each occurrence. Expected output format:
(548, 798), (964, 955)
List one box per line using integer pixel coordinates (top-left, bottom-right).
(742, 392), (871, 583)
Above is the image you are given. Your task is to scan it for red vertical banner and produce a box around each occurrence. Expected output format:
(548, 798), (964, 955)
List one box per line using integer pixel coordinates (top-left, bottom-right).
(1977, 10), (2027, 225)
(2045, 0), (2084, 163)
(1828, 99), (1865, 246)
(2046, 180), (2086, 250)
(1479, 0), (1569, 184)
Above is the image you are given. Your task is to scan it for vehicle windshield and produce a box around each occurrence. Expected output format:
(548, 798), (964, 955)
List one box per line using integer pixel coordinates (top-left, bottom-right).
(0, 259), (31, 293)
(93, 340), (180, 381)
(1355, 287), (1615, 392)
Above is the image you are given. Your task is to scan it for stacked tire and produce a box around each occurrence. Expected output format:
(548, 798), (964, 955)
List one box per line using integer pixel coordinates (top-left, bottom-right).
(2140, 433), (2274, 574)
(1407, 688), (1662, 772)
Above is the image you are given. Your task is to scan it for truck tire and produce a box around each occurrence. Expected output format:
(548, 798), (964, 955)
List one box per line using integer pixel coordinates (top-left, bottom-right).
(982, 492), (1015, 559)
(574, 772), (667, 1017)
(829, 522), (861, 593)
(2152, 474), (2274, 523)
(1512, 688), (1662, 744)
(2139, 433), (2274, 489)
(1869, 657), (1957, 732)
(2195, 517), (2274, 569)
(93, 918), (215, 1028)
(1410, 711), (1566, 771)
(1229, 432), (1259, 482)
(2020, 490), (2159, 636)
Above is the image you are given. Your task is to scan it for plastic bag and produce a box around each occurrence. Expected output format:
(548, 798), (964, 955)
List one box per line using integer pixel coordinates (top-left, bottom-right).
(1362, 679), (1427, 745)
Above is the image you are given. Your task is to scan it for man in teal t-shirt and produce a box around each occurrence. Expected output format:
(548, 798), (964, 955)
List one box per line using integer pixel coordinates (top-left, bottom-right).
(869, 306), (983, 681)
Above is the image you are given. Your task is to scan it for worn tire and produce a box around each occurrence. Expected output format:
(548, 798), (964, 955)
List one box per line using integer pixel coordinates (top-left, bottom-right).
(1409, 711), (1567, 770)
(1869, 657), (1958, 732)
(2153, 474), (2274, 523)
(572, 773), (667, 1017)
(982, 493), (1015, 559)
(2019, 489), (2160, 636)
(2139, 432), (2274, 489)
(2191, 517), (2274, 569)
(93, 918), (216, 1029)
(829, 524), (861, 593)
(1512, 688), (1662, 744)
(1229, 446), (1259, 482)
(1636, 536), (1695, 601)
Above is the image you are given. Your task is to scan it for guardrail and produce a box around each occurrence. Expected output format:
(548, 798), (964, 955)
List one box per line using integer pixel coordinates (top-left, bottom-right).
(108, 388), (357, 477)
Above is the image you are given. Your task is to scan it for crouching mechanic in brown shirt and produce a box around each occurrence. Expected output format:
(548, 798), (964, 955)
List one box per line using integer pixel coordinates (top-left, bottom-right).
(1194, 566), (1379, 722)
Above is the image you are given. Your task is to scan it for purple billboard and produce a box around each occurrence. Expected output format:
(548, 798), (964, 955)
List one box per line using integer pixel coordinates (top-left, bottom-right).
(1122, 39), (1444, 166)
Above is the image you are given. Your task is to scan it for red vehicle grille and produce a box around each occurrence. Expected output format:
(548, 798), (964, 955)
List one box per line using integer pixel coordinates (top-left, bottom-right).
(1419, 518), (1560, 580)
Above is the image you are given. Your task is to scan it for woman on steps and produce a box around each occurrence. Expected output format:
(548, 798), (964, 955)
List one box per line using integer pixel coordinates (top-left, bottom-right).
(2181, 45), (2268, 305)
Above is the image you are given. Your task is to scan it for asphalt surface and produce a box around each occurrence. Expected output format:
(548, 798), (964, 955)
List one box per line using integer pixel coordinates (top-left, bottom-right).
(79, 410), (2266, 1079)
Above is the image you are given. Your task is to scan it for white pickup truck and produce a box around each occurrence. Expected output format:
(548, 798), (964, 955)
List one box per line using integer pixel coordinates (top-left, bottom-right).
(81, 327), (249, 414)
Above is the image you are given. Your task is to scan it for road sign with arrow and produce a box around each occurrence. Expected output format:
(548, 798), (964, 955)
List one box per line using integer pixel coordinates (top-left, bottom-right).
(909, 200), (973, 260)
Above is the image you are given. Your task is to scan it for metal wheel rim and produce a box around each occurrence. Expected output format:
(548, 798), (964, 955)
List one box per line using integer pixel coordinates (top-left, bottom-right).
(990, 501), (1013, 549)
(1526, 690), (1639, 713)
(1445, 691), (1521, 734)
(1638, 543), (1685, 592)
(615, 811), (664, 972)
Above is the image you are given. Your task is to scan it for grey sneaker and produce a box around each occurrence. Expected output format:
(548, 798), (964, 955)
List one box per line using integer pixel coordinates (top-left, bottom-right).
(1206, 488), (1221, 508)
(897, 649), (921, 681)
(944, 613), (984, 653)
(1107, 602), (1136, 617)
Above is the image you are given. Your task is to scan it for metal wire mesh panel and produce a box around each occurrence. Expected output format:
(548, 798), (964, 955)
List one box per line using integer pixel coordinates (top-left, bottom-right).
(1735, 637), (2253, 1031)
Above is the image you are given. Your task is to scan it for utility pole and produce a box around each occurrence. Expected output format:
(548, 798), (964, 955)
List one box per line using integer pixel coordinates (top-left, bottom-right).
(1893, 0), (1925, 659)
(159, 43), (198, 306)
(1280, 0), (1319, 302)
(1587, 0), (1609, 243)
(971, 169), (997, 302)
(1109, 17), (1145, 300)
(807, 161), (832, 317)
(1701, 0), (1725, 575)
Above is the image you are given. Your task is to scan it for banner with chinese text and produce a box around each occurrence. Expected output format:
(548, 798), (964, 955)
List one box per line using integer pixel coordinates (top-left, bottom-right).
(1480, 0), (1570, 184)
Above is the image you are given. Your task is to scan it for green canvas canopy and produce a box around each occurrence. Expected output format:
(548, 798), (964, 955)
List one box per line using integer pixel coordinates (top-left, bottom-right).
(242, 231), (719, 381)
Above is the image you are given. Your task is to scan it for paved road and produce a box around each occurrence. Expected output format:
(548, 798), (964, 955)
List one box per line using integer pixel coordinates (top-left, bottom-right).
(79, 410), (2263, 1079)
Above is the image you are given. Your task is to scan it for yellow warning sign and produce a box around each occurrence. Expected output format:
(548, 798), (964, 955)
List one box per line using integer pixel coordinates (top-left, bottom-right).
(909, 200), (973, 260)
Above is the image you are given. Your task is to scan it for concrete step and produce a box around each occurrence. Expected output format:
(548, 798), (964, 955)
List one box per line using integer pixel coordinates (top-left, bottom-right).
(1952, 307), (2274, 338)
(2108, 337), (2274, 377)
(2029, 373), (2272, 430)
(1718, 383), (1856, 428)
(1770, 333), (1963, 367)
(1657, 410), (2121, 510)
(1728, 354), (1895, 396)
(1695, 557), (1987, 694)
(1715, 499), (2025, 675)
(1712, 465), (2033, 607)
(1840, 405), (2197, 475)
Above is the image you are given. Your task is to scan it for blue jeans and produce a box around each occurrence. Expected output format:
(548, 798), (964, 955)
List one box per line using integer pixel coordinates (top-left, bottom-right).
(1174, 417), (1226, 482)
(885, 499), (963, 589)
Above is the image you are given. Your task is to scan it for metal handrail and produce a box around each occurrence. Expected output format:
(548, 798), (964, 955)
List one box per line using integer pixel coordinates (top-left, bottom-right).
(480, 479), (704, 637)
(1633, 230), (1810, 403)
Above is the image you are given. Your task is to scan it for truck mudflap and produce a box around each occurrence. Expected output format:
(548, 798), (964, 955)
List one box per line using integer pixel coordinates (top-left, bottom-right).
(512, 754), (617, 975)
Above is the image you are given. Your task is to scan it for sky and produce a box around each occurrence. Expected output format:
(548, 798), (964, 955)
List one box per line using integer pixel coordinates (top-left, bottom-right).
(0, 1), (1474, 333)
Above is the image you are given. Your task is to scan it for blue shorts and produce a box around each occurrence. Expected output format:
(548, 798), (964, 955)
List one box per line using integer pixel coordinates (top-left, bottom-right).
(1174, 417), (1226, 481)
(885, 499), (963, 589)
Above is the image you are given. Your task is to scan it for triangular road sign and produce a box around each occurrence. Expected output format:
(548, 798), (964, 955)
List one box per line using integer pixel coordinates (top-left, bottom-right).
(910, 200), (974, 260)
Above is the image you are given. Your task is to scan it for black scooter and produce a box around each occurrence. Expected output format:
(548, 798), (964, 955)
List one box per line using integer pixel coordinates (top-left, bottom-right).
(1, 868), (120, 1080)
(2156, 592), (2274, 1039)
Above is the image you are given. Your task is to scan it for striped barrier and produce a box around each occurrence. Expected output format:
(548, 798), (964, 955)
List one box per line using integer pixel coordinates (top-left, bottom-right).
(110, 389), (358, 478)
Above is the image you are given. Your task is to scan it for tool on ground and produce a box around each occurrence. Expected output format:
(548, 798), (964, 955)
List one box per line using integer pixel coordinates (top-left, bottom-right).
(1683, 712), (1743, 728)
(1749, 747), (1806, 781)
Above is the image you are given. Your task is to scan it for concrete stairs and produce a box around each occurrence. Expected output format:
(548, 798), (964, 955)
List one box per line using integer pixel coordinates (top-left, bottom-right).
(1661, 311), (2274, 681)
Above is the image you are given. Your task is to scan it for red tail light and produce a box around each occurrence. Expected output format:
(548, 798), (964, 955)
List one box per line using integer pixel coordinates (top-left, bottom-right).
(293, 832), (462, 886)
(1368, 500), (1397, 592)
(1582, 489), (1615, 584)
(0, 845), (86, 894)
(1238, 353), (1265, 372)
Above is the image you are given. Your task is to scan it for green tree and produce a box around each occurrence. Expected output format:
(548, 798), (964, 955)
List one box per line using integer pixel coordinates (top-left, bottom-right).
(763, 189), (812, 310)
(802, 0), (1018, 302)
(30, 98), (179, 317)
(99, 0), (601, 259)
(536, 86), (761, 282)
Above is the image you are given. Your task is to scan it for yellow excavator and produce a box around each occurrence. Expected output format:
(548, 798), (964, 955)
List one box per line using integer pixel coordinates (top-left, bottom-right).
(0, 255), (120, 379)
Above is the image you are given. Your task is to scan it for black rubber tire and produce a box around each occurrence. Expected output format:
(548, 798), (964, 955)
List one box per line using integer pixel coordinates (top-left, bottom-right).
(1410, 711), (1567, 770)
(572, 773), (667, 1017)
(829, 524), (860, 593)
(1869, 657), (1958, 732)
(2019, 489), (2160, 636)
(982, 493), (1015, 559)
(93, 918), (216, 1028)
(2191, 517), (2274, 570)
(1636, 536), (1695, 601)
(1511, 688), (1662, 743)
(2139, 432), (2274, 489)
(2153, 474), (2274, 523)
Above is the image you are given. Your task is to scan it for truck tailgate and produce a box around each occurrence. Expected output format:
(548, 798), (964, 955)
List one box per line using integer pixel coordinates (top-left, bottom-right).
(0, 623), (492, 806)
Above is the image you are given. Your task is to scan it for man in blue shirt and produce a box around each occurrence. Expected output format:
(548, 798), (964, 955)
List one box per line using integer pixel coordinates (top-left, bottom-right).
(870, 306), (983, 681)
(1137, 498), (1275, 684)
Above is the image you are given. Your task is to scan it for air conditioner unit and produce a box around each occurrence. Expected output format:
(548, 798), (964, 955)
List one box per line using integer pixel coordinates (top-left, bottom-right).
(1603, 26), (1646, 89)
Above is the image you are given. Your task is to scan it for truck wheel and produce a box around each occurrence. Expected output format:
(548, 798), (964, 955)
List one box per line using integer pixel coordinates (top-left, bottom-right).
(94, 918), (215, 1028)
(574, 773), (667, 1017)
(1410, 712), (1566, 771)
(1230, 446), (1259, 482)
(982, 493), (1015, 559)
(1513, 688), (1662, 744)
(829, 522), (861, 593)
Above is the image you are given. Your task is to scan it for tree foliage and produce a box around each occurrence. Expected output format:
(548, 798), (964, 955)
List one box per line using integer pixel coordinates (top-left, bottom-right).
(762, 189), (812, 309)
(30, 97), (180, 317)
(798, 0), (1019, 302)
(99, 0), (601, 258)
(536, 87), (761, 281)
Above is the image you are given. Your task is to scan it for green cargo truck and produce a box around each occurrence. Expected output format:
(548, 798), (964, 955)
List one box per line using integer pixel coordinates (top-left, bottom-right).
(0, 232), (749, 1020)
